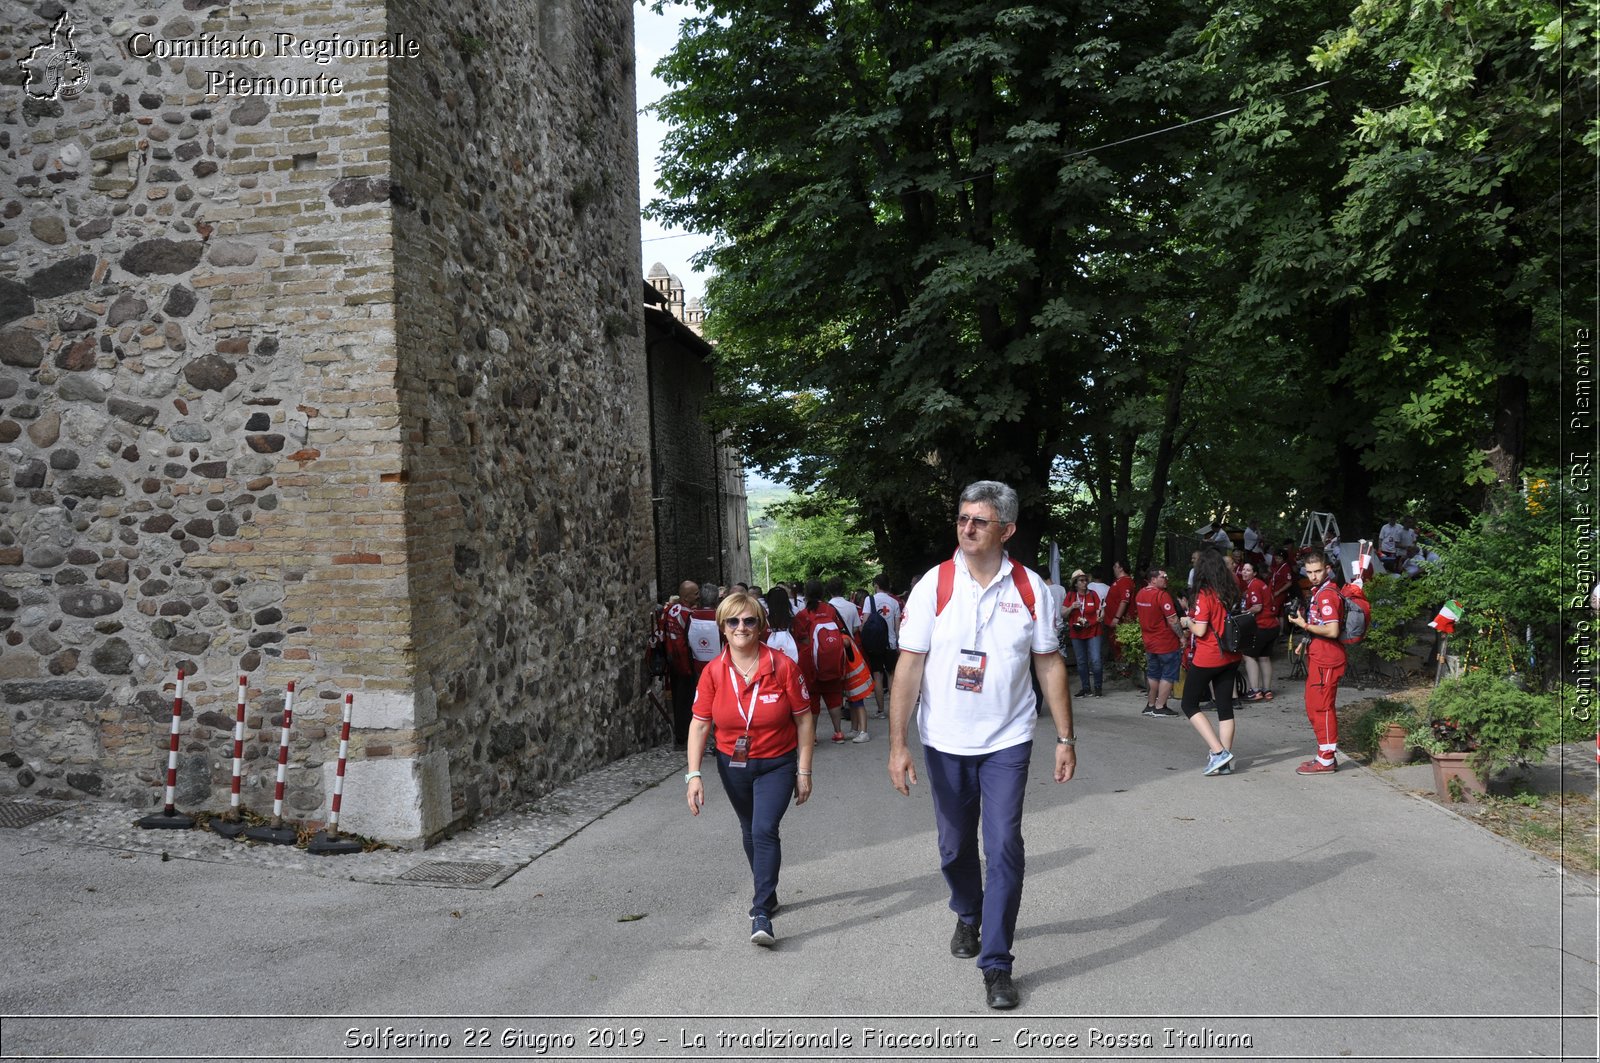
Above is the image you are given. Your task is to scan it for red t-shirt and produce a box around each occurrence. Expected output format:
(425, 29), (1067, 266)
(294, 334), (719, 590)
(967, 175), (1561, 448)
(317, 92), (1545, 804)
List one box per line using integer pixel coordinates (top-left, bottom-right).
(1064, 589), (1102, 639)
(1103, 576), (1136, 626)
(1134, 585), (1181, 654)
(1189, 590), (1242, 668)
(692, 646), (812, 758)
(1246, 577), (1277, 629)
(1270, 561), (1294, 602)
(1307, 580), (1348, 664)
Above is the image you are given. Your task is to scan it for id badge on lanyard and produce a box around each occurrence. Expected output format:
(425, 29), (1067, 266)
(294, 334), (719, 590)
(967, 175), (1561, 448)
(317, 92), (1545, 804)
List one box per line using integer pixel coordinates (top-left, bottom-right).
(954, 569), (1000, 694)
(728, 665), (758, 768)
(955, 649), (988, 693)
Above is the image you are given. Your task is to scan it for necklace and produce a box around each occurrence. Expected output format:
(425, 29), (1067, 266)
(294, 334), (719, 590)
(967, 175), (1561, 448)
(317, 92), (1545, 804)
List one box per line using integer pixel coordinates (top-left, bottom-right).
(732, 651), (760, 679)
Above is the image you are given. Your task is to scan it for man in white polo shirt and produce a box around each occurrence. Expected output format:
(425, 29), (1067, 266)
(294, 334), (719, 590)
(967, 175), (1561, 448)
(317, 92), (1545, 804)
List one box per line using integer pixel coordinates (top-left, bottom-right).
(887, 480), (1077, 1011)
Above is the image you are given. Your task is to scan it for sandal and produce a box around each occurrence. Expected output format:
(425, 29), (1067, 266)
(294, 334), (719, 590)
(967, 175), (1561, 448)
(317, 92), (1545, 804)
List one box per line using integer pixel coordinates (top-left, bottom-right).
(1261, 690), (1275, 701)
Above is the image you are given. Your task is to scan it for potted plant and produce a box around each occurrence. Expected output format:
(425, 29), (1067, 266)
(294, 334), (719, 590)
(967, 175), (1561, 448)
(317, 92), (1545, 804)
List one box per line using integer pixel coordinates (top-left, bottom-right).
(1353, 699), (1418, 764)
(1407, 671), (1562, 801)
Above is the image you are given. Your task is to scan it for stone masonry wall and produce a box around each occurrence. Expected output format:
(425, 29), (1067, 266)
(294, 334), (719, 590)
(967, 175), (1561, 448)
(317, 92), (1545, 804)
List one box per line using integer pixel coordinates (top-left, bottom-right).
(387, 0), (658, 829)
(0, 0), (658, 845)
(645, 315), (721, 591)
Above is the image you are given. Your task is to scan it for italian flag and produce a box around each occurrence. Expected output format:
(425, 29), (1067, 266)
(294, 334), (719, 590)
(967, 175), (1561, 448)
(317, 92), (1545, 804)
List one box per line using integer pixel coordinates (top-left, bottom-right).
(1429, 600), (1463, 634)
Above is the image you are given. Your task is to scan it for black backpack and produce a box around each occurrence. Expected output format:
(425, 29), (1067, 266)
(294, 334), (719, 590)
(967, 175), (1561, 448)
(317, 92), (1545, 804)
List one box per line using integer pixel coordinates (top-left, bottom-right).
(1216, 596), (1249, 654)
(859, 593), (891, 654)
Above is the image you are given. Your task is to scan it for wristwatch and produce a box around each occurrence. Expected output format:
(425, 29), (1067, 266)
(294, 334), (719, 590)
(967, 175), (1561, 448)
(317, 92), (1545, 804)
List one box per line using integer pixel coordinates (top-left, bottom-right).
(1056, 736), (1076, 746)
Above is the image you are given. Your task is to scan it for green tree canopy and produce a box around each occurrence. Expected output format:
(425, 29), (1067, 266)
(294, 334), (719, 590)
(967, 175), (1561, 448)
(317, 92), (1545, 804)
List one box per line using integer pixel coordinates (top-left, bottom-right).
(649, 0), (1592, 577)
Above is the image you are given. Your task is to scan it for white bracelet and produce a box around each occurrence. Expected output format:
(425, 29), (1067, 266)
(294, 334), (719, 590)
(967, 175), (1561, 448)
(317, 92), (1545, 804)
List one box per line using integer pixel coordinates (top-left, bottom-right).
(684, 770), (702, 783)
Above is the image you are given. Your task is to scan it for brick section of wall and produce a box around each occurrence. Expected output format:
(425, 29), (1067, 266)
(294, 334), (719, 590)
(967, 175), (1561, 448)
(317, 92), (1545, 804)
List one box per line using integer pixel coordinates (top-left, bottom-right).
(0, 0), (659, 841)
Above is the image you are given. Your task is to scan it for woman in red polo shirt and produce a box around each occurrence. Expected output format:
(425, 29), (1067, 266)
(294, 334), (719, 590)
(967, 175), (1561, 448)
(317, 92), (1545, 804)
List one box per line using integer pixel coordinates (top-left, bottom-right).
(1239, 561), (1278, 701)
(685, 591), (815, 947)
(1179, 549), (1243, 777)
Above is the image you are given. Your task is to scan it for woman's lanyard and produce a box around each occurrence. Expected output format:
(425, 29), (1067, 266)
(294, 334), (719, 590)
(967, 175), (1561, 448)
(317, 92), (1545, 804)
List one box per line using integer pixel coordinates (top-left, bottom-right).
(727, 656), (762, 733)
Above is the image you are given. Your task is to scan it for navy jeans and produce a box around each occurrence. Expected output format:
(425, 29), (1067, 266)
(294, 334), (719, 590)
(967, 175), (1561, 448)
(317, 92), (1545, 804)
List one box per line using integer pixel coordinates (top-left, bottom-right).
(715, 748), (797, 919)
(1070, 634), (1103, 691)
(923, 740), (1032, 972)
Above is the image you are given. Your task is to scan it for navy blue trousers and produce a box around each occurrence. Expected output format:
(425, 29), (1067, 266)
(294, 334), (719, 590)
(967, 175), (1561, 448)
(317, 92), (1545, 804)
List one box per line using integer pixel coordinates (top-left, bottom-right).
(715, 749), (797, 919)
(924, 740), (1032, 972)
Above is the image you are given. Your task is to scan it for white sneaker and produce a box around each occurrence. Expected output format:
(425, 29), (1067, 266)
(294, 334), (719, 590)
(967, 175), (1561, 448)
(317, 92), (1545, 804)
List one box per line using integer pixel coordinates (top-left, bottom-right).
(845, 729), (860, 739)
(851, 731), (871, 743)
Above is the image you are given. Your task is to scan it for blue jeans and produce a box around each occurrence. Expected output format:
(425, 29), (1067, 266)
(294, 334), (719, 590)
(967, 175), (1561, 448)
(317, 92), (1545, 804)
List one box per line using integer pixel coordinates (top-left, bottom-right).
(923, 740), (1032, 973)
(715, 749), (797, 918)
(1070, 635), (1103, 691)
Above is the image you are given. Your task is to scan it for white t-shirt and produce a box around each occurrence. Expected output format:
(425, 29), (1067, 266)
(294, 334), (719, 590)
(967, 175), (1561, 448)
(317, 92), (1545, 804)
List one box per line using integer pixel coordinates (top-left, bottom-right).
(863, 591), (902, 650)
(899, 552), (1058, 756)
(1379, 522), (1405, 555)
(1088, 579), (1110, 604)
(1242, 526), (1260, 552)
(829, 596), (861, 636)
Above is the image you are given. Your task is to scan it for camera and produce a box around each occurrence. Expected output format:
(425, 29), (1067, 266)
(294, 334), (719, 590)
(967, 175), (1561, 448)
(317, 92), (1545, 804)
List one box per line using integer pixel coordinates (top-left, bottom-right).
(1284, 598), (1301, 619)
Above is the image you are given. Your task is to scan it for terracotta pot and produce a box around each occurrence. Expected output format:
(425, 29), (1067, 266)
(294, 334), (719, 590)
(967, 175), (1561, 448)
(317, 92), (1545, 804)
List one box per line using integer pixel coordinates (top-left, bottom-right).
(1376, 721), (1413, 764)
(1429, 751), (1486, 801)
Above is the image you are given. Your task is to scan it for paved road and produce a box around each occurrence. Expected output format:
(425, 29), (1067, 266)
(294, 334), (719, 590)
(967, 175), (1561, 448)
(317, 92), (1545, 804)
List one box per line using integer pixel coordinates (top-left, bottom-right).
(1, 675), (1595, 1062)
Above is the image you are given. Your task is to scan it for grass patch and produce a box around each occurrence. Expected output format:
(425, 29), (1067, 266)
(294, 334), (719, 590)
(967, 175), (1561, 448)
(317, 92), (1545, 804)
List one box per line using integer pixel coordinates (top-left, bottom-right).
(1465, 790), (1599, 877)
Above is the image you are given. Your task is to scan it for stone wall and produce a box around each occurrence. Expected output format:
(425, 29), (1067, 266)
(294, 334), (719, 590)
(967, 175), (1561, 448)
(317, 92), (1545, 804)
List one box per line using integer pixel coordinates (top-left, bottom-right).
(0, 0), (658, 846)
(387, 0), (657, 832)
(644, 267), (752, 594)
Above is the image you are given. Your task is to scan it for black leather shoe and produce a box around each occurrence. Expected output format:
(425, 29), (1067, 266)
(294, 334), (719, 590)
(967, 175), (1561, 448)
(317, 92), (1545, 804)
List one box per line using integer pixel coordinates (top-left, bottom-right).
(984, 968), (1020, 1009)
(950, 919), (980, 958)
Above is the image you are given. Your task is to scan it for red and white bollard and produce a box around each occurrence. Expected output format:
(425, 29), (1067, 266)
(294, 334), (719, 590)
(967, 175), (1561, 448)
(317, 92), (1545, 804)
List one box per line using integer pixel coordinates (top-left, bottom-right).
(244, 681), (298, 845)
(309, 693), (361, 855)
(211, 675), (250, 839)
(138, 670), (195, 830)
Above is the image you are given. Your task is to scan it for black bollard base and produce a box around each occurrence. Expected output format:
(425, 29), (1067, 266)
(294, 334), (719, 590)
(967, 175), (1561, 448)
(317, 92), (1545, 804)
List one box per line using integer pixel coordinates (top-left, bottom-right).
(210, 817), (249, 839)
(307, 831), (362, 856)
(137, 811), (195, 830)
(244, 824), (298, 846)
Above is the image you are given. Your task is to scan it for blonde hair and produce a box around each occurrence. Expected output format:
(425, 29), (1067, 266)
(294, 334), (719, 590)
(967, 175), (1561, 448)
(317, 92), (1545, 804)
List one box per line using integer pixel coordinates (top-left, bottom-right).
(715, 591), (768, 638)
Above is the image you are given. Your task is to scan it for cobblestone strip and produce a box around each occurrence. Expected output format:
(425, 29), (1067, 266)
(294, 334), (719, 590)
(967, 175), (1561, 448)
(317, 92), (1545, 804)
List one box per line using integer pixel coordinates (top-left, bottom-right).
(18, 745), (681, 888)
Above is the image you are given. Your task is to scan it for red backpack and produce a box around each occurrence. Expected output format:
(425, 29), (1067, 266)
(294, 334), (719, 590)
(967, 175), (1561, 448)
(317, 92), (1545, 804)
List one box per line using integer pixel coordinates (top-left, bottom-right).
(933, 555), (1039, 620)
(802, 602), (849, 682)
(1338, 583), (1371, 646)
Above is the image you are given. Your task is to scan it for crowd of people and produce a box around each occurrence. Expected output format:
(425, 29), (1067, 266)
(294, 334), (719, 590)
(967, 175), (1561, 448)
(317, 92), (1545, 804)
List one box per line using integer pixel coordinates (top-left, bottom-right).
(653, 489), (1380, 1011)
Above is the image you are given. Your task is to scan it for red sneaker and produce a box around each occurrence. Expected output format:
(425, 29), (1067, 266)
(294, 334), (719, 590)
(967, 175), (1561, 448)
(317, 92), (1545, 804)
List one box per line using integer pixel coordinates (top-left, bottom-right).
(831, 731), (846, 744)
(1296, 758), (1337, 775)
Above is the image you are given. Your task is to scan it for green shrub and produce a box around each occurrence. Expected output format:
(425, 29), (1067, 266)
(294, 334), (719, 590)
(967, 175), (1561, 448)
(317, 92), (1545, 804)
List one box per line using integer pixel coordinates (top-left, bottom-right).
(1410, 473), (1563, 690)
(1408, 671), (1563, 778)
(1116, 622), (1147, 680)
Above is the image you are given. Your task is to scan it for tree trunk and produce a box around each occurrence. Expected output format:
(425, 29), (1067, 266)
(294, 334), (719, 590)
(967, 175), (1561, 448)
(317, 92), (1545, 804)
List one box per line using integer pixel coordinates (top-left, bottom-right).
(1113, 433), (1134, 567)
(1482, 305), (1532, 493)
(1136, 340), (1191, 574)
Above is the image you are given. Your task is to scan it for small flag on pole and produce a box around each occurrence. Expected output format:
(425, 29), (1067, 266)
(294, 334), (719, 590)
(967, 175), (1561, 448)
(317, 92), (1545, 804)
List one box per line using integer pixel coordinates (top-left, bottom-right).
(1429, 600), (1463, 633)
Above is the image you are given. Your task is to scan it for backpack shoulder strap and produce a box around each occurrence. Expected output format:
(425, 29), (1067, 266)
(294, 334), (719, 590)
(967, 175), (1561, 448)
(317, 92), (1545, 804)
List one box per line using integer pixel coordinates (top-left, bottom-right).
(935, 555), (1039, 621)
(1009, 562), (1038, 621)
(934, 558), (956, 616)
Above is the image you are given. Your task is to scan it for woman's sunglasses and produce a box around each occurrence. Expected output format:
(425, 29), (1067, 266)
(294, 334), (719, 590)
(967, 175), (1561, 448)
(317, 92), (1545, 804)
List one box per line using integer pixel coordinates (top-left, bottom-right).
(724, 616), (761, 629)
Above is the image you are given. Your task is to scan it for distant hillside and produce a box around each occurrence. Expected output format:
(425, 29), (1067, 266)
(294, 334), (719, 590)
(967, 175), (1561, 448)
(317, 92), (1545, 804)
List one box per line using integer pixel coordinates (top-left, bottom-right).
(746, 484), (793, 522)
